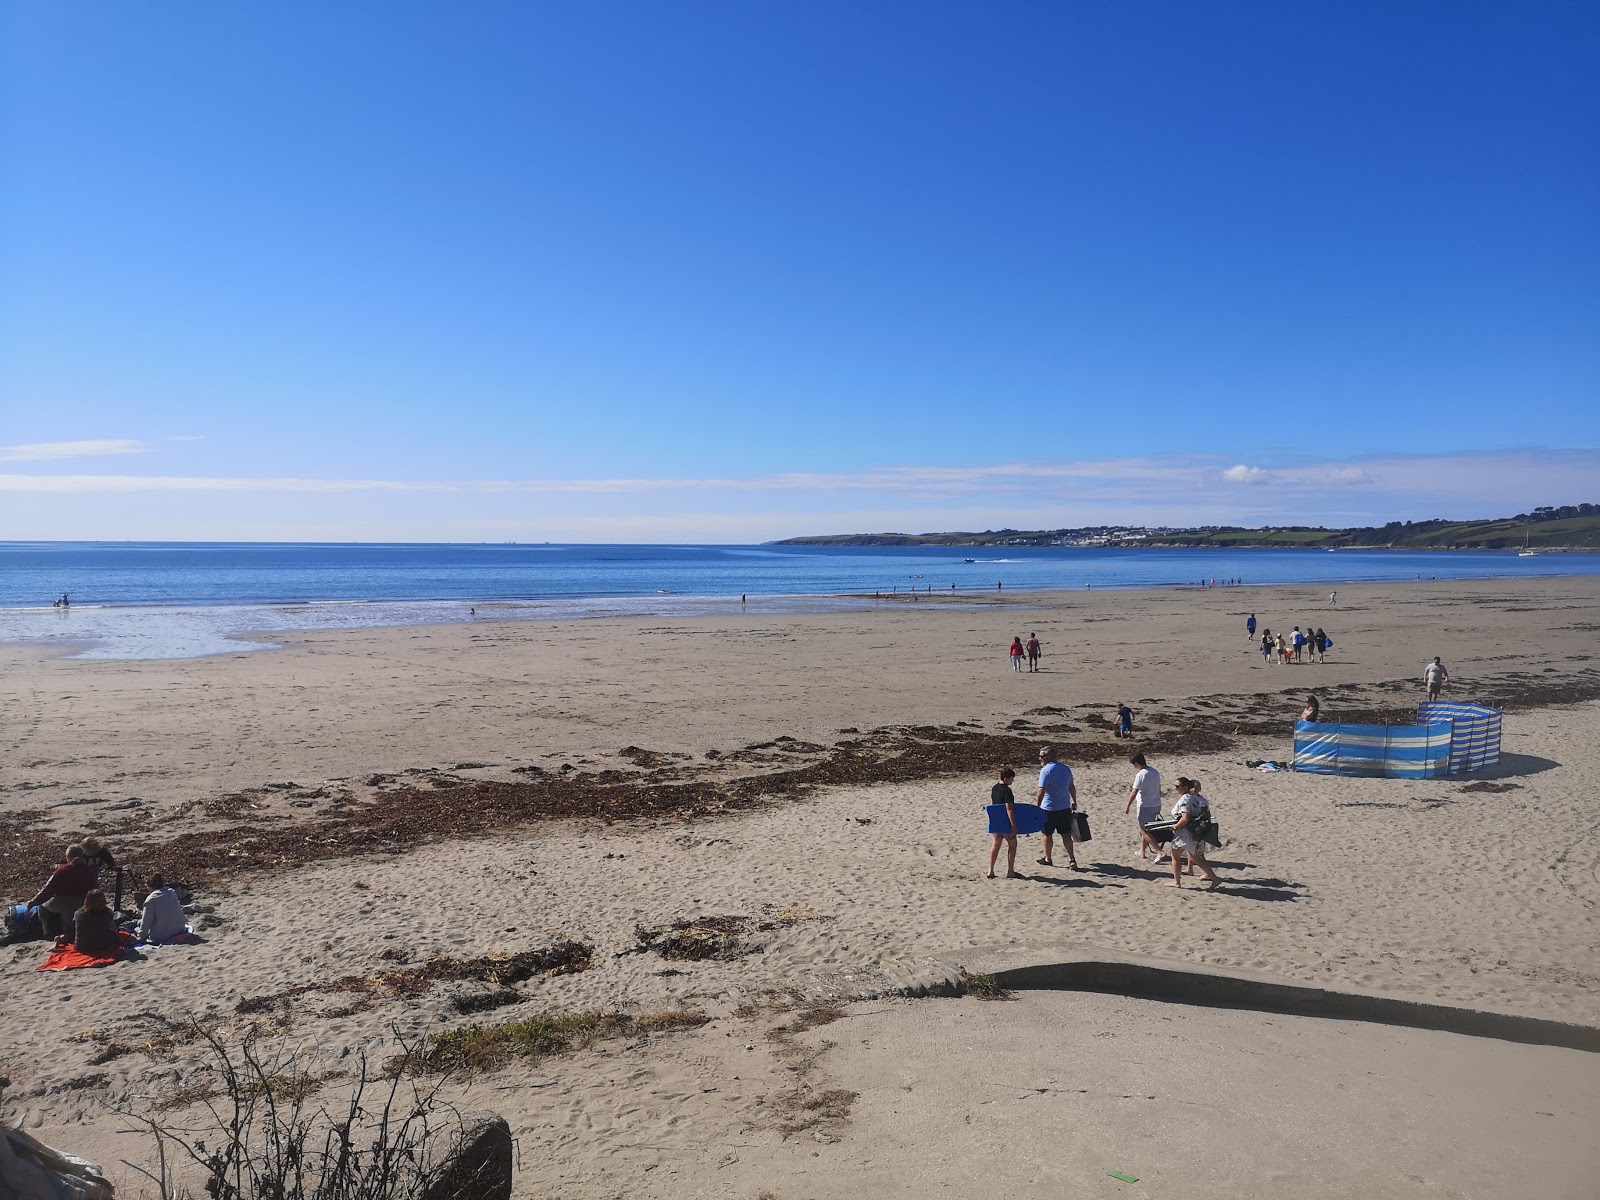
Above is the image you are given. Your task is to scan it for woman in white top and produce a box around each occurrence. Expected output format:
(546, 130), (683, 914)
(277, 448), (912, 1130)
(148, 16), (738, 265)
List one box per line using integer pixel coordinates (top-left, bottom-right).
(1167, 785), (1220, 890)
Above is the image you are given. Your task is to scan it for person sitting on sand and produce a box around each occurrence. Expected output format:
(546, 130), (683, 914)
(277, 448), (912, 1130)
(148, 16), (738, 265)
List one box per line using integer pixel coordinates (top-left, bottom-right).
(137, 873), (186, 943)
(1124, 752), (1163, 862)
(1009, 636), (1025, 672)
(1300, 695), (1320, 723)
(1167, 788), (1221, 890)
(27, 845), (94, 943)
(70, 889), (120, 956)
(986, 768), (1022, 879)
(1035, 746), (1079, 870)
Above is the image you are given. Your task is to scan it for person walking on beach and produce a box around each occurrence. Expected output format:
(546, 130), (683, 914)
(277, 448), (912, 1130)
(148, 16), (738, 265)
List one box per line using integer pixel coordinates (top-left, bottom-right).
(1025, 633), (1041, 672)
(1246, 613), (1256, 637)
(1314, 627), (1328, 663)
(1008, 636), (1025, 672)
(1035, 746), (1079, 869)
(1166, 785), (1221, 890)
(986, 767), (1021, 879)
(1259, 630), (1272, 664)
(1274, 632), (1287, 664)
(1291, 627), (1305, 662)
(1424, 656), (1450, 700)
(1124, 752), (1163, 862)
(1328, 591), (1337, 607)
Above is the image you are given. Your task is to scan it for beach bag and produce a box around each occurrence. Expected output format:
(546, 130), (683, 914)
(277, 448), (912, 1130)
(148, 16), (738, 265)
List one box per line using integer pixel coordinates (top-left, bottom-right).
(3, 903), (42, 944)
(1142, 818), (1177, 845)
(1203, 821), (1222, 850)
(1072, 812), (1092, 843)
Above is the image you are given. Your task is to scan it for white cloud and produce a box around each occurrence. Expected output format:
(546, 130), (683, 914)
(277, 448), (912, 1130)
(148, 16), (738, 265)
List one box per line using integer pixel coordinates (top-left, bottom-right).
(1221, 464), (1273, 484)
(0, 439), (153, 462)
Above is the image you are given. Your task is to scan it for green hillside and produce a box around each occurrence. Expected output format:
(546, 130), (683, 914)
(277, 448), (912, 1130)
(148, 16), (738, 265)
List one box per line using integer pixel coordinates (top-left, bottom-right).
(776, 506), (1600, 549)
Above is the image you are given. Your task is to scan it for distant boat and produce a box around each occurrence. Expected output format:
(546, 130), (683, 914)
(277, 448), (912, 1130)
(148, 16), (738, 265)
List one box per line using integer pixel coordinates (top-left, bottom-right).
(1518, 533), (1538, 557)
(964, 558), (976, 563)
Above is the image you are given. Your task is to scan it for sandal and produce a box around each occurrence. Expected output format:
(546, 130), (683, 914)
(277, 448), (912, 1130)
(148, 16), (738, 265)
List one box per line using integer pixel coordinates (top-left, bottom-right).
(1036, 857), (1053, 867)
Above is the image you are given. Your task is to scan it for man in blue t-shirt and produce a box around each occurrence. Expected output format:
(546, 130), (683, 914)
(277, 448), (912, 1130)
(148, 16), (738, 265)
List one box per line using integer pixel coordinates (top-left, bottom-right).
(1035, 746), (1080, 869)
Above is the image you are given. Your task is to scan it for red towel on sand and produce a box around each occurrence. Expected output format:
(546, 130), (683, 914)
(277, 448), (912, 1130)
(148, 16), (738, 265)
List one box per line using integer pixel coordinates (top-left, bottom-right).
(37, 930), (131, 971)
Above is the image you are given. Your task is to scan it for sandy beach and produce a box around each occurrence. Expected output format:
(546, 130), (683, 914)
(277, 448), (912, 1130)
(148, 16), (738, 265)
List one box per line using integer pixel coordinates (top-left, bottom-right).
(3, 575), (1599, 1197)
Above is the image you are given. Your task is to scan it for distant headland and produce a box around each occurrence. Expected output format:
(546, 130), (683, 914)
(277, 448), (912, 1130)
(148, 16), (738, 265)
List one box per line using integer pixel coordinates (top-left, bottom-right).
(776, 505), (1600, 550)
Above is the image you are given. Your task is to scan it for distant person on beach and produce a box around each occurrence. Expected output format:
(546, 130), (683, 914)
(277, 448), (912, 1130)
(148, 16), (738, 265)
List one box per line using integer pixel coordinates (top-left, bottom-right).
(1328, 591), (1337, 607)
(1300, 696), (1320, 723)
(1315, 628), (1328, 662)
(1025, 633), (1041, 672)
(1274, 632), (1287, 664)
(27, 845), (93, 943)
(1116, 703), (1133, 739)
(1035, 746), (1079, 869)
(138, 873), (186, 944)
(1424, 657), (1450, 700)
(1124, 752), (1163, 862)
(1292, 627), (1305, 662)
(986, 767), (1021, 879)
(1259, 631), (1272, 664)
(71, 889), (119, 955)
(1246, 613), (1256, 637)
(1009, 637), (1025, 672)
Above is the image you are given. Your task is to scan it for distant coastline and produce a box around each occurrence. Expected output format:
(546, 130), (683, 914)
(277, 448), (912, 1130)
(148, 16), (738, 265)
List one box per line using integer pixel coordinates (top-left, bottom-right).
(775, 507), (1600, 551)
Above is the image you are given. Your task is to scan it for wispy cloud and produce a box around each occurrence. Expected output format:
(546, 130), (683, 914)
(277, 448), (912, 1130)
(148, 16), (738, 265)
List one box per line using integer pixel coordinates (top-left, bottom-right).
(2, 449), (1593, 541)
(0, 439), (153, 462)
(1221, 464), (1273, 484)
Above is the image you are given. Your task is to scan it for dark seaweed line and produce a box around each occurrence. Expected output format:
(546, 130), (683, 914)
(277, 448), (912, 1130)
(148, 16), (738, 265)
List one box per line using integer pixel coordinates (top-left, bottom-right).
(3, 668), (1596, 900)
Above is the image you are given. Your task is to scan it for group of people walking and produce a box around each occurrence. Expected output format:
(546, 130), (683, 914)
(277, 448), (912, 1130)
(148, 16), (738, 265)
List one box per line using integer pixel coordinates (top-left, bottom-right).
(986, 747), (1222, 890)
(1247, 613), (1330, 665)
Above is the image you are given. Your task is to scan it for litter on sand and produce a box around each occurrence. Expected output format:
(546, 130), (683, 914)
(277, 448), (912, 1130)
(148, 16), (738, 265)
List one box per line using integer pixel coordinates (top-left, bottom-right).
(1107, 1169), (1139, 1183)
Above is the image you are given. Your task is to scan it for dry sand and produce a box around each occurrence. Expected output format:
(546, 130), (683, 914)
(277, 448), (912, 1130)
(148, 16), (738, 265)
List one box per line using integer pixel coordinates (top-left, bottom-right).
(1, 575), (1598, 1197)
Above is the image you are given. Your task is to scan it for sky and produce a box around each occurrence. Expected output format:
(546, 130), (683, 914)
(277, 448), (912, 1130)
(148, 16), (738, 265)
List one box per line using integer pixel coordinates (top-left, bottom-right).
(2, 1), (1596, 542)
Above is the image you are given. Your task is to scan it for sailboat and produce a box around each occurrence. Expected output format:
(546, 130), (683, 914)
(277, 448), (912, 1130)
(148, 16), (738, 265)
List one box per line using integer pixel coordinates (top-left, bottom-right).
(1517, 532), (1538, 558)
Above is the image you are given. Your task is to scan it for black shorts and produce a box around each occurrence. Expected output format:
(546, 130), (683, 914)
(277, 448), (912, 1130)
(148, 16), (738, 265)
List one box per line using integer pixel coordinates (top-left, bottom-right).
(1043, 810), (1075, 838)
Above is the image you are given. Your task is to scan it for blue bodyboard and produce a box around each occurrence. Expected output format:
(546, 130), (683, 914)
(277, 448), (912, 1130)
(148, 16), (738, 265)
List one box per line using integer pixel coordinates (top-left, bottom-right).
(986, 803), (1048, 835)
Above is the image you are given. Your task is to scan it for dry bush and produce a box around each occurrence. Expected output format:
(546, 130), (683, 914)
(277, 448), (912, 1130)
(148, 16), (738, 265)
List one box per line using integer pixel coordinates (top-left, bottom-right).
(122, 1024), (471, 1200)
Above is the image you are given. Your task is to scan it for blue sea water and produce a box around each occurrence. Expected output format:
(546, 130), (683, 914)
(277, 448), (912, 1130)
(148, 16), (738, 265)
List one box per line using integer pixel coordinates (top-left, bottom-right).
(1, 541), (1594, 660)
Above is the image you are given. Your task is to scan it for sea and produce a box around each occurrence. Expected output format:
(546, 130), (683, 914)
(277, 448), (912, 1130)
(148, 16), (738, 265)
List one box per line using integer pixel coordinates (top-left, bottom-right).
(2, 541), (1595, 661)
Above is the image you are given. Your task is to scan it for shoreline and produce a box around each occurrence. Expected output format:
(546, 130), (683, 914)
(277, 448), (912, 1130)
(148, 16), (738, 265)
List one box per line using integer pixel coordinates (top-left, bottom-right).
(6, 565), (1600, 662)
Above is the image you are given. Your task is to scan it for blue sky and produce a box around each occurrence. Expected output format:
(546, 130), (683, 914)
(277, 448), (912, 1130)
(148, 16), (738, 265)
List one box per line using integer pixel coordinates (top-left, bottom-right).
(3, 1), (1596, 541)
